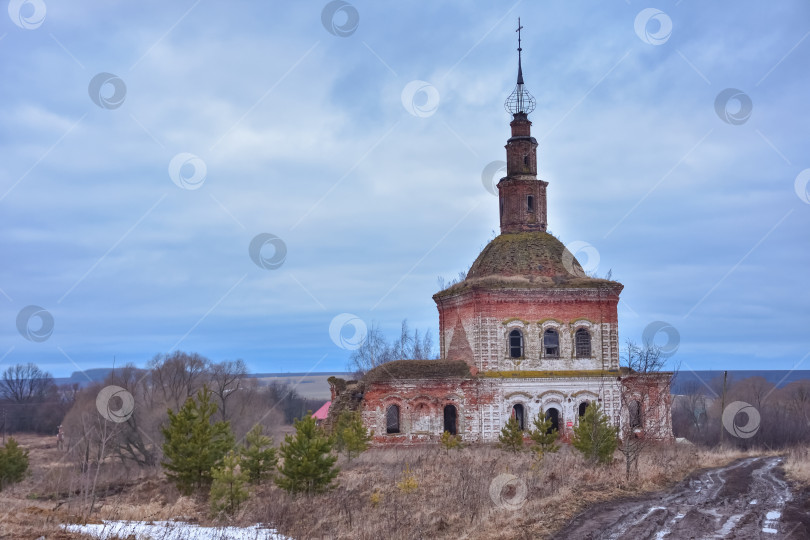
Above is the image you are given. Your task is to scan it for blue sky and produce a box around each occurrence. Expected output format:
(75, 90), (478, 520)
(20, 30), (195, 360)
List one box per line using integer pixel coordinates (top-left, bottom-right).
(1, 1), (809, 377)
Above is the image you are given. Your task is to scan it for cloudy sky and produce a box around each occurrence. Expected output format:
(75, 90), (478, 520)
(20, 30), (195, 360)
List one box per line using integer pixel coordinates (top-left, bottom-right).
(2, 1), (809, 378)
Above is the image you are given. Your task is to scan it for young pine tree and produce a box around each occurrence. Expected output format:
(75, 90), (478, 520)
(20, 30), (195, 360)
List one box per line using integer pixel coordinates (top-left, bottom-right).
(210, 450), (249, 515)
(0, 437), (29, 490)
(572, 403), (618, 465)
(161, 386), (235, 494)
(276, 414), (339, 495)
(439, 430), (463, 453)
(240, 424), (277, 484)
(336, 411), (372, 461)
(498, 416), (524, 452)
(529, 413), (560, 458)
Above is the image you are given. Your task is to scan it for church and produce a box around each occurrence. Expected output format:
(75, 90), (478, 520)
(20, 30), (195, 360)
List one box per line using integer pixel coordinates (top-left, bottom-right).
(327, 32), (672, 445)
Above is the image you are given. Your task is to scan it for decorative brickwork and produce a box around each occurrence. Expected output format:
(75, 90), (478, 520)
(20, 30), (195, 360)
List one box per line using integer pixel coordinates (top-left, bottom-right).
(345, 46), (672, 446)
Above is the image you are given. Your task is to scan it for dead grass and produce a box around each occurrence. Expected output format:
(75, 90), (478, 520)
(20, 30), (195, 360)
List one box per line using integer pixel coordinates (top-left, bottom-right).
(785, 446), (810, 485)
(0, 434), (788, 539)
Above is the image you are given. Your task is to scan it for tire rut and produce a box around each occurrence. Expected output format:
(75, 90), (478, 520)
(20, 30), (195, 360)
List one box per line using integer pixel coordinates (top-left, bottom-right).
(555, 456), (802, 539)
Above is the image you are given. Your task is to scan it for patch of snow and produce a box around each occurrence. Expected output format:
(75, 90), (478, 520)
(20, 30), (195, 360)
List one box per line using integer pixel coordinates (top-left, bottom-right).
(749, 500), (757, 505)
(61, 520), (290, 540)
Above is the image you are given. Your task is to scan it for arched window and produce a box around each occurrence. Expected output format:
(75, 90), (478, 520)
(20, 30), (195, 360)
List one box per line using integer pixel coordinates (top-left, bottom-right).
(527, 195), (534, 213)
(512, 403), (525, 431)
(386, 405), (400, 434)
(575, 328), (591, 358)
(443, 404), (457, 435)
(630, 400), (642, 429)
(543, 328), (559, 357)
(579, 401), (590, 417)
(509, 329), (524, 358)
(545, 407), (560, 433)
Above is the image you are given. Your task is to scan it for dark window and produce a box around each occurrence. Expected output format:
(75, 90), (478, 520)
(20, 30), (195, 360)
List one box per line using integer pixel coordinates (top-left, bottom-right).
(545, 408), (560, 433)
(630, 400), (642, 428)
(512, 404), (525, 431)
(543, 328), (559, 357)
(579, 401), (590, 417)
(443, 404), (457, 435)
(527, 195), (534, 213)
(386, 405), (400, 434)
(575, 328), (591, 358)
(509, 329), (524, 358)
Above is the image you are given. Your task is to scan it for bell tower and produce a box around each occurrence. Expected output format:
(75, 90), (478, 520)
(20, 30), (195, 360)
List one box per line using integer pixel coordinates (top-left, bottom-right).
(498, 20), (548, 234)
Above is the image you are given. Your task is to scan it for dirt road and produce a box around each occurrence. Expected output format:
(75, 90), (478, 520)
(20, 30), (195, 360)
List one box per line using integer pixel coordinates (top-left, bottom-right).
(555, 456), (809, 539)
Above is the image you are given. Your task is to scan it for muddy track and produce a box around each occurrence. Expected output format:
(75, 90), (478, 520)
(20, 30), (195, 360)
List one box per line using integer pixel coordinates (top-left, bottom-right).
(555, 456), (810, 539)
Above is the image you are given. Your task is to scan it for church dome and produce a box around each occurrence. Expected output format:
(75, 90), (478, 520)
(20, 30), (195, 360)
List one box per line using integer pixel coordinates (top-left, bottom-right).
(434, 231), (622, 298)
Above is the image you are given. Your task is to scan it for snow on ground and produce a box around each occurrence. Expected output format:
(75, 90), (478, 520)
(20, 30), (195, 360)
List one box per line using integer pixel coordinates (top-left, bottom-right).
(61, 520), (290, 540)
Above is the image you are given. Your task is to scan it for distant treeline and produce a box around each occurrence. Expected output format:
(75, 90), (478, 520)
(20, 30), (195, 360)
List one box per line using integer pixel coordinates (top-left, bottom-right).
(672, 374), (810, 448)
(1, 354), (323, 441)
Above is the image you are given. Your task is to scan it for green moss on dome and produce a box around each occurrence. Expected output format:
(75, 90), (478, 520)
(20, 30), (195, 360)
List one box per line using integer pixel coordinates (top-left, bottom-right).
(434, 232), (623, 299)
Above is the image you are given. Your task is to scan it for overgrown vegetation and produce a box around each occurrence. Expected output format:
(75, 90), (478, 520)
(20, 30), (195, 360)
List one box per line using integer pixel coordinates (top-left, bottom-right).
(348, 319), (437, 374)
(498, 415), (524, 452)
(0, 437), (29, 490)
(572, 403), (618, 465)
(529, 413), (560, 457)
(161, 386), (235, 494)
(275, 414), (339, 495)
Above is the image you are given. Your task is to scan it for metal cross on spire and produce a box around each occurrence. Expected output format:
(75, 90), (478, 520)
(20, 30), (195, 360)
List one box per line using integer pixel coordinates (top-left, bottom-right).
(505, 17), (535, 115)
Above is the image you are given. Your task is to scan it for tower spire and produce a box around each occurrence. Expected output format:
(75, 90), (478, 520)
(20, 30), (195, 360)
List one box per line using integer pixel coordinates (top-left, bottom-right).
(497, 19), (547, 234)
(505, 18), (535, 116)
(516, 17), (524, 85)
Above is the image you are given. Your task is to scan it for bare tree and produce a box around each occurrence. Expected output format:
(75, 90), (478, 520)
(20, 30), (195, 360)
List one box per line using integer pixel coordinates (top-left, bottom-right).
(1, 362), (55, 402)
(148, 351), (210, 410)
(209, 359), (248, 421)
(348, 319), (437, 374)
(617, 339), (674, 480)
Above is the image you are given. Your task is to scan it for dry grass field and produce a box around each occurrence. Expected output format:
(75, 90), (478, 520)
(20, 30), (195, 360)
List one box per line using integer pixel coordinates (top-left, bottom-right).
(5, 433), (805, 539)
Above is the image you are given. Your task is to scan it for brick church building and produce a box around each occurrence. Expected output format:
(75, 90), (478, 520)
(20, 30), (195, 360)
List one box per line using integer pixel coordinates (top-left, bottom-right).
(328, 34), (672, 445)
